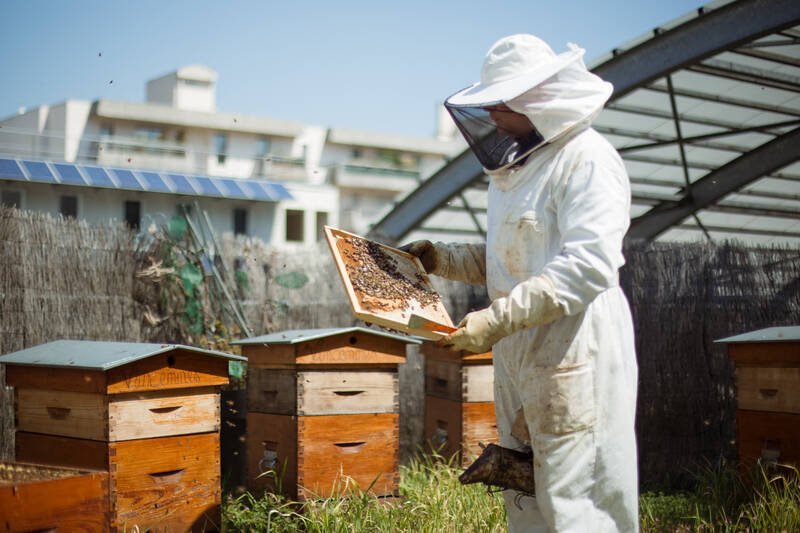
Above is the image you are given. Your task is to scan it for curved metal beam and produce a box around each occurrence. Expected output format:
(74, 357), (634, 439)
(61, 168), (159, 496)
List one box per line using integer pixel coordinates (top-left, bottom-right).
(594, 0), (800, 99)
(370, 0), (800, 243)
(625, 127), (800, 242)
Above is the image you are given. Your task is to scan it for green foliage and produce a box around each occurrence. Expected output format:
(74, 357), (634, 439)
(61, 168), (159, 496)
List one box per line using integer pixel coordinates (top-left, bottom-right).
(275, 271), (309, 289)
(222, 458), (800, 533)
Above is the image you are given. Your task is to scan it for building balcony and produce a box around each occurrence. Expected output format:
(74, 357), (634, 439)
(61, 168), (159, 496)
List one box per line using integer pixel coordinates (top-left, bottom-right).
(331, 164), (420, 193)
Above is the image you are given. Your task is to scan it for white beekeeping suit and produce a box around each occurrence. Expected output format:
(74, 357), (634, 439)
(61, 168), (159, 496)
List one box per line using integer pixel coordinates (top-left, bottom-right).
(404, 34), (638, 532)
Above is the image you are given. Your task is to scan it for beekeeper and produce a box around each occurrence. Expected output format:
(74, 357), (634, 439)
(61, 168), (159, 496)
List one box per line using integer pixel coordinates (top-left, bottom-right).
(403, 34), (638, 532)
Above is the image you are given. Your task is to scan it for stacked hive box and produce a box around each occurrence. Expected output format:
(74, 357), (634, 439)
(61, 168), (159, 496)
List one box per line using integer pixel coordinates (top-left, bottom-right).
(1, 340), (245, 532)
(1, 461), (109, 532)
(235, 327), (420, 500)
(717, 326), (800, 469)
(422, 343), (497, 465)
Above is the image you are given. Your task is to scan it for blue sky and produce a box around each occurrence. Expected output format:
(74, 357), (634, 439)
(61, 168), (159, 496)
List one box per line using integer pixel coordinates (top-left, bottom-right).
(1, 1), (707, 138)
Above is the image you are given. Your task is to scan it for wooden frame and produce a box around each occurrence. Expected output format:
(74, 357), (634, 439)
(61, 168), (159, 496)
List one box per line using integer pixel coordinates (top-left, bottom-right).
(324, 226), (453, 339)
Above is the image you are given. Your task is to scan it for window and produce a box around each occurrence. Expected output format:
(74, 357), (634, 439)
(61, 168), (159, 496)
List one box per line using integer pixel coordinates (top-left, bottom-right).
(285, 209), (304, 242)
(351, 148), (362, 159)
(124, 201), (141, 230)
(1, 190), (21, 208)
(215, 134), (228, 164)
(60, 195), (77, 219)
(256, 137), (270, 156)
(315, 211), (328, 242)
(233, 208), (248, 236)
(182, 79), (210, 88)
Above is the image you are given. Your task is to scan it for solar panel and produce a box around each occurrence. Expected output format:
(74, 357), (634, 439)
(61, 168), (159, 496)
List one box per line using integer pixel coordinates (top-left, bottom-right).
(193, 176), (222, 196)
(82, 166), (115, 187)
(166, 174), (196, 195)
(22, 160), (56, 182)
(217, 178), (249, 199)
(111, 169), (144, 190)
(0, 158), (25, 180)
(53, 163), (86, 185)
(261, 181), (292, 200)
(138, 171), (172, 192)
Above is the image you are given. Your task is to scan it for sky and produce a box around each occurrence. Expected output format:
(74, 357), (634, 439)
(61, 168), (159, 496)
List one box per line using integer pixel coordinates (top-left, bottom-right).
(1, 1), (709, 138)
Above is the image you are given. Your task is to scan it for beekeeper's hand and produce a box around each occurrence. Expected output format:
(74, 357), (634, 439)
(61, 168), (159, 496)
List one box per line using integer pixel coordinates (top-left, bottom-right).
(438, 275), (566, 353)
(399, 240), (439, 273)
(438, 305), (508, 354)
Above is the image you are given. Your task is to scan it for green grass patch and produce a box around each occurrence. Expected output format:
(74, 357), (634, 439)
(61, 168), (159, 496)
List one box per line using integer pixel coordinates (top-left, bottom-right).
(224, 458), (800, 532)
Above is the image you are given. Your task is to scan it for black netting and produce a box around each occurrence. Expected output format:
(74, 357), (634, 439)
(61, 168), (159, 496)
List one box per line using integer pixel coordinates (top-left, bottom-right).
(444, 103), (544, 171)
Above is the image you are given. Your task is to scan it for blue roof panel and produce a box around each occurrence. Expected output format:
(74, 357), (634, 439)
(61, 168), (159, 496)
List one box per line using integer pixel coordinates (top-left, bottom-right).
(22, 160), (56, 182)
(54, 163), (86, 185)
(0, 158), (25, 180)
(83, 166), (115, 187)
(111, 169), (144, 190)
(217, 178), (249, 199)
(166, 174), (196, 195)
(193, 176), (222, 196)
(139, 171), (172, 192)
(241, 180), (271, 200)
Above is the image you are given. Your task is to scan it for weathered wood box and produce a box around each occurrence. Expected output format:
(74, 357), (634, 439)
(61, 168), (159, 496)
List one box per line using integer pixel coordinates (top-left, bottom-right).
(1, 461), (109, 532)
(234, 327), (420, 500)
(422, 343), (497, 466)
(1, 340), (246, 532)
(717, 326), (800, 469)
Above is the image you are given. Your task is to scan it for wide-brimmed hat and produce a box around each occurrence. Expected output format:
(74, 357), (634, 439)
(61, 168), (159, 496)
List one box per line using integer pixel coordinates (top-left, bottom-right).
(446, 34), (584, 107)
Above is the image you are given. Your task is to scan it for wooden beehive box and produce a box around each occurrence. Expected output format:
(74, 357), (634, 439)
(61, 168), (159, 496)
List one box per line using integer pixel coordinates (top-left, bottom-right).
(717, 326), (800, 469)
(421, 342), (497, 466)
(234, 327), (420, 500)
(0, 461), (109, 532)
(324, 226), (454, 340)
(1, 340), (246, 533)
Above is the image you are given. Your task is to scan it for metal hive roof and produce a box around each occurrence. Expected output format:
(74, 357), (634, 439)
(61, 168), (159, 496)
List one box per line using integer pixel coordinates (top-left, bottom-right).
(370, 0), (800, 248)
(0, 340), (246, 370)
(231, 327), (421, 345)
(715, 325), (800, 343)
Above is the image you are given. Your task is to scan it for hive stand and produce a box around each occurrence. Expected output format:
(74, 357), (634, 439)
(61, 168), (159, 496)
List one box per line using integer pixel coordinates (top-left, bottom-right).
(717, 326), (800, 471)
(234, 327), (420, 501)
(421, 342), (498, 466)
(1, 340), (246, 533)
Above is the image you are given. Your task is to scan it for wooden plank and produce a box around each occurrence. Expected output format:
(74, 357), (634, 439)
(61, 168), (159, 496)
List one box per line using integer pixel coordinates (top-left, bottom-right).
(462, 402), (498, 466)
(463, 365), (494, 403)
(294, 331), (407, 367)
(108, 387), (220, 441)
(298, 413), (398, 500)
(424, 395), (462, 460)
(16, 388), (108, 441)
(246, 412), (298, 499)
(421, 342), (492, 364)
(106, 350), (229, 394)
(247, 368), (297, 414)
(15, 432), (109, 471)
(5, 365), (106, 393)
(736, 366), (800, 414)
(0, 462), (109, 532)
(728, 341), (800, 364)
(243, 344), (297, 368)
(111, 432), (221, 533)
(297, 370), (398, 415)
(425, 359), (462, 401)
(737, 409), (800, 467)
(324, 226), (453, 340)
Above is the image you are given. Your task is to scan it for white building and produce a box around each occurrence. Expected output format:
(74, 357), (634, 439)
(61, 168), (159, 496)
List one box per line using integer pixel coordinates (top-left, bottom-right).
(0, 65), (462, 246)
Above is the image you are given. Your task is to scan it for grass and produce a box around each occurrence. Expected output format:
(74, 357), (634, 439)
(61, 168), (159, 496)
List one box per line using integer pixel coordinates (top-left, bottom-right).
(223, 457), (800, 532)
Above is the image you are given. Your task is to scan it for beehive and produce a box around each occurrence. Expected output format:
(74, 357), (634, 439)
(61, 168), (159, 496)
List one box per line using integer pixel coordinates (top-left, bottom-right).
(717, 326), (800, 469)
(234, 327), (420, 500)
(0, 461), (109, 532)
(1, 340), (246, 533)
(421, 342), (497, 465)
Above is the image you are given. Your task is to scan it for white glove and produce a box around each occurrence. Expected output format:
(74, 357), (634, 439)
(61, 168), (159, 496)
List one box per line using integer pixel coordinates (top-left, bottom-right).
(437, 274), (565, 353)
(399, 240), (486, 284)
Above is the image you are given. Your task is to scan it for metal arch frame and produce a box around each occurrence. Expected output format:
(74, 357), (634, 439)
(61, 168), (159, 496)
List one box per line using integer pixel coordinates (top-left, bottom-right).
(370, 0), (800, 244)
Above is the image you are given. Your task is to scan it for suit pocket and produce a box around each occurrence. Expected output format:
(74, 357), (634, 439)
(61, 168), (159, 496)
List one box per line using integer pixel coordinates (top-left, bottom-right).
(525, 362), (595, 436)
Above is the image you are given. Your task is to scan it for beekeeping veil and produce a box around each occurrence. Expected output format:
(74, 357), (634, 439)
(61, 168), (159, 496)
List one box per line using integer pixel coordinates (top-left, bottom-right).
(445, 34), (613, 173)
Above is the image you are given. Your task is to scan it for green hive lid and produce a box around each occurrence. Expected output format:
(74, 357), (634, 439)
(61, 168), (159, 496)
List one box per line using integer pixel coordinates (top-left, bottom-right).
(0, 340), (246, 370)
(231, 327), (422, 345)
(714, 325), (800, 344)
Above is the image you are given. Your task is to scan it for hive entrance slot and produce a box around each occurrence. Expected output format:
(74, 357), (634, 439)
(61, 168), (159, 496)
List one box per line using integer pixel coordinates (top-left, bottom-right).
(46, 407), (71, 420)
(334, 441), (366, 454)
(148, 468), (185, 485)
(333, 390), (364, 397)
